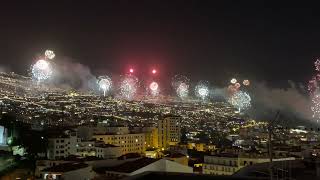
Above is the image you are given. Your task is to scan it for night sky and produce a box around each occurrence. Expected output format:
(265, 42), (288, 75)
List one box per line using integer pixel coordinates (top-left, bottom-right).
(1, 1), (320, 87)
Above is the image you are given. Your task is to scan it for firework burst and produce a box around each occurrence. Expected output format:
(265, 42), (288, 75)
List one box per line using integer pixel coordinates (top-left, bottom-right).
(45, 50), (55, 60)
(149, 81), (159, 96)
(309, 59), (320, 121)
(228, 90), (251, 113)
(243, 79), (250, 86)
(31, 59), (52, 82)
(98, 76), (112, 96)
(172, 75), (190, 99)
(230, 78), (237, 84)
(195, 81), (209, 100)
(119, 75), (138, 100)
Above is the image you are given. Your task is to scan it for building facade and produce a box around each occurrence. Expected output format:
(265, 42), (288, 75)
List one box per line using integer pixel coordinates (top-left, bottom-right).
(158, 116), (181, 149)
(203, 153), (295, 175)
(93, 133), (145, 155)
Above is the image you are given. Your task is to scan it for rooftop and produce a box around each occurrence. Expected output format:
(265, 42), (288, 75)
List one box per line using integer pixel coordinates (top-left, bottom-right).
(42, 162), (89, 173)
(95, 157), (158, 173)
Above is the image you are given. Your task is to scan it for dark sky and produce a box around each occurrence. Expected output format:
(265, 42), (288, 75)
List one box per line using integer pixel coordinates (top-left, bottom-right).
(1, 1), (320, 87)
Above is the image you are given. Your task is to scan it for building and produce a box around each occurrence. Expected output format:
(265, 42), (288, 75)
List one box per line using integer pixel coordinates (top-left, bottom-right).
(202, 153), (295, 175)
(75, 140), (122, 159)
(93, 133), (145, 155)
(94, 157), (193, 179)
(158, 115), (181, 150)
(47, 130), (80, 160)
(164, 152), (189, 166)
(47, 130), (122, 160)
(142, 127), (158, 149)
(41, 162), (94, 180)
(95, 143), (122, 159)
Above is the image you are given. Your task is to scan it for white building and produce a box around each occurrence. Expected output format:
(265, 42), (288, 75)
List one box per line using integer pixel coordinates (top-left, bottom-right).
(47, 130), (80, 160)
(97, 157), (193, 179)
(47, 130), (122, 160)
(203, 153), (295, 175)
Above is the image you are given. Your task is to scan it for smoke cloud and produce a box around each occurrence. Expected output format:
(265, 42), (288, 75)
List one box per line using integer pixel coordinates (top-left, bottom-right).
(50, 57), (98, 91)
(247, 81), (313, 123)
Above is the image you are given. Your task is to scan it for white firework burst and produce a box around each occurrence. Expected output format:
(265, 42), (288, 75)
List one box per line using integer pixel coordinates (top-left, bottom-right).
(177, 82), (189, 99)
(45, 50), (55, 60)
(98, 76), (112, 96)
(230, 78), (237, 84)
(149, 81), (159, 96)
(172, 75), (190, 99)
(119, 75), (138, 100)
(228, 90), (251, 113)
(31, 59), (52, 82)
(243, 79), (250, 86)
(195, 81), (209, 100)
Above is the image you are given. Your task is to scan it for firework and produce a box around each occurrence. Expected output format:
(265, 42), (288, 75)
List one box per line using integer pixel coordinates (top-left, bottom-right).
(230, 78), (237, 84)
(149, 81), (159, 96)
(129, 68), (134, 73)
(309, 59), (320, 121)
(119, 75), (138, 100)
(311, 93), (320, 120)
(98, 76), (112, 96)
(31, 59), (52, 82)
(315, 59), (320, 71)
(243, 79), (250, 86)
(45, 50), (55, 60)
(228, 90), (251, 113)
(152, 69), (157, 74)
(172, 75), (190, 99)
(195, 81), (209, 100)
(177, 82), (189, 99)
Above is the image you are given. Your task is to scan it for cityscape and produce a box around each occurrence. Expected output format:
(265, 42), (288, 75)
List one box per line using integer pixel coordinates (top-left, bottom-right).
(1, 1), (320, 180)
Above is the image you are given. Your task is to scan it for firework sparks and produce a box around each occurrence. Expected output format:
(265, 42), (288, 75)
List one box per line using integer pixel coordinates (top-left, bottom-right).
(98, 76), (112, 96)
(177, 82), (189, 99)
(195, 81), (209, 100)
(228, 90), (251, 113)
(31, 59), (52, 82)
(315, 59), (320, 71)
(309, 59), (320, 121)
(311, 93), (320, 120)
(45, 50), (55, 60)
(172, 75), (190, 99)
(149, 81), (159, 96)
(119, 75), (138, 100)
(230, 78), (237, 84)
(243, 79), (250, 86)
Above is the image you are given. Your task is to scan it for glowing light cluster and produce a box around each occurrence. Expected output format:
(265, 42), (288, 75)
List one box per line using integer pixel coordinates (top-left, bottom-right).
(172, 75), (190, 99)
(119, 75), (138, 100)
(243, 79), (250, 86)
(195, 81), (209, 100)
(309, 59), (320, 121)
(315, 59), (320, 72)
(98, 76), (112, 96)
(311, 93), (320, 120)
(31, 59), (52, 82)
(45, 50), (55, 60)
(230, 78), (237, 84)
(149, 81), (159, 96)
(228, 90), (251, 113)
